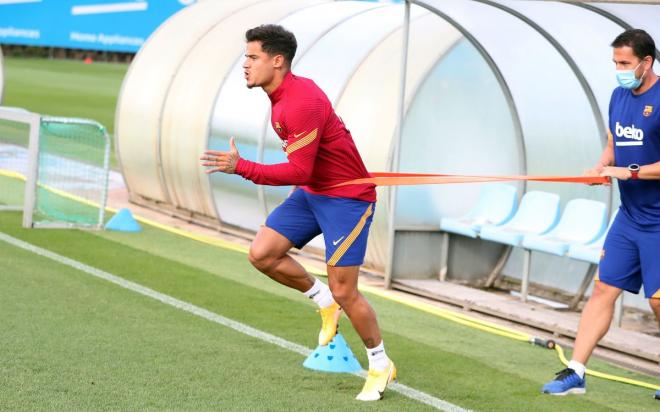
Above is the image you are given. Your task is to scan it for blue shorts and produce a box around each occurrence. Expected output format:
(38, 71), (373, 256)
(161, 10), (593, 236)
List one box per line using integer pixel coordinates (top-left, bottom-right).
(598, 210), (660, 298)
(265, 188), (375, 267)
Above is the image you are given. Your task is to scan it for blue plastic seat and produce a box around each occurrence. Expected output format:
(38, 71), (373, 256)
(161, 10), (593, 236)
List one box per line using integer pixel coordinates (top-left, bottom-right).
(440, 184), (518, 238)
(522, 199), (608, 257)
(567, 209), (618, 264)
(479, 191), (561, 246)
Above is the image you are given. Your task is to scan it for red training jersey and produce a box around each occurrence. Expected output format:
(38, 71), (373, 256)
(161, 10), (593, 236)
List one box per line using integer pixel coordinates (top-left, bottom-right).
(235, 71), (376, 203)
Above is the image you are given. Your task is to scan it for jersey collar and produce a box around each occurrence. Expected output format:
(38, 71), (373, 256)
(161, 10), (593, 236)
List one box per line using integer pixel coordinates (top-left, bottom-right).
(268, 71), (294, 104)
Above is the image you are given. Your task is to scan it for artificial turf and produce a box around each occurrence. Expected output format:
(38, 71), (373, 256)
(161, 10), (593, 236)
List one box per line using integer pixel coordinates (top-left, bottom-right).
(0, 211), (657, 411)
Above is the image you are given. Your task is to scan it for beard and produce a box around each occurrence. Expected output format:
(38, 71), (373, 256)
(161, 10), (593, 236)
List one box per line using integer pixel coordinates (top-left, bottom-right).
(246, 78), (257, 89)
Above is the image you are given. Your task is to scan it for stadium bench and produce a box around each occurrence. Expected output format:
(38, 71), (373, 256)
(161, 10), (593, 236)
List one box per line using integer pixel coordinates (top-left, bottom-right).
(520, 199), (608, 303)
(480, 190), (560, 288)
(440, 184), (518, 238)
(438, 184), (518, 280)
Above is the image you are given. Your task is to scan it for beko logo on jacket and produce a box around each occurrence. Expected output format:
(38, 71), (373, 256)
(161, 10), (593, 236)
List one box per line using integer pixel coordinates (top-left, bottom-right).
(614, 122), (644, 146)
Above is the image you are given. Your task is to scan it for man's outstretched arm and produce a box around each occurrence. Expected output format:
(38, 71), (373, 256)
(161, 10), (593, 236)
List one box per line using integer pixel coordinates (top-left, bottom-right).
(201, 98), (324, 186)
(201, 136), (316, 186)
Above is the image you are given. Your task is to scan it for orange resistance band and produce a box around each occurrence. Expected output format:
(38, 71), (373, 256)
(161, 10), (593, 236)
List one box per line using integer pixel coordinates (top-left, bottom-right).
(333, 172), (610, 187)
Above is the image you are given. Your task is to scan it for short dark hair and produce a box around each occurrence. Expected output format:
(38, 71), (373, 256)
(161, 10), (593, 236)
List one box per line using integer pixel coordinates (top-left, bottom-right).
(245, 24), (297, 65)
(611, 29), (655, 60)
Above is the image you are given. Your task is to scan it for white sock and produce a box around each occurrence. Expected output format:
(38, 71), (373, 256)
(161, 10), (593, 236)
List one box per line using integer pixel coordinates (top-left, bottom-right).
(568, 360), (586, 379)
(366, 341), (390, 371)
(303, 278), (334, 308)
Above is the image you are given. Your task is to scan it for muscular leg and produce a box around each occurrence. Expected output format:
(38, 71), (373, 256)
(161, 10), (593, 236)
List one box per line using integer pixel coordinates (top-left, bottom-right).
(571, 281), (622, 364)
(327, 265), (381, 348)
(650, 298), (660, 328)
(248, 226), (315, 292)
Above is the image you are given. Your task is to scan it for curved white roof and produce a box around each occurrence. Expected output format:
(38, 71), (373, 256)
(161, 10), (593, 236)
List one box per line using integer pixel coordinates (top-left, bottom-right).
(116, 0), (659, 268)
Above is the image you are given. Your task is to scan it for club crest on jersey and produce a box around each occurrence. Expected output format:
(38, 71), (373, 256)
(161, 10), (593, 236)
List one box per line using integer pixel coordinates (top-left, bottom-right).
(643, 105), (653, 117)
(275, 121), (283, 134)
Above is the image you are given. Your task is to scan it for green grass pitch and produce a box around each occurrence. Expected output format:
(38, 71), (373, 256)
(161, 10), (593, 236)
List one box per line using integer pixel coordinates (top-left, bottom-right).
(0, 207), (657, 411)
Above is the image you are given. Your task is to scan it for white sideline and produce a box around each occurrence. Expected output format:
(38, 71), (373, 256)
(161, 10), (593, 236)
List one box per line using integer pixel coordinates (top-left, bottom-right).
(0, 232), (469, 412)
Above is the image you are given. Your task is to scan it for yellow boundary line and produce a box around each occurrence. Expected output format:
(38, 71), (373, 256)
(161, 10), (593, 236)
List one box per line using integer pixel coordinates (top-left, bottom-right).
(0, 169), (26, 181)
(1, 168), (658, 392)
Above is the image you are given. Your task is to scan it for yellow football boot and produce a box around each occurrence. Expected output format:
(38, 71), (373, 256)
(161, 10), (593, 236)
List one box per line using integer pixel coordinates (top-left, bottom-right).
(317, 302), (342, 346)
(356, 360), (397, 401)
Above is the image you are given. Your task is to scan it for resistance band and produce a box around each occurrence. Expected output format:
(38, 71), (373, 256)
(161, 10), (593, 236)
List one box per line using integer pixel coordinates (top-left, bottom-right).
(334, 172), (609, 187)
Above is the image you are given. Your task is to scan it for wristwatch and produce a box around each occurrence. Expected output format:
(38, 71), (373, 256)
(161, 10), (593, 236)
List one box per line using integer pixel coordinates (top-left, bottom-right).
(628, 163), (640, 180)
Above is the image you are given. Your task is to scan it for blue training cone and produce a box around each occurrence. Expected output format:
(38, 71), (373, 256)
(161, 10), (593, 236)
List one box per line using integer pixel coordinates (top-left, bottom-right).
(303, 333), (362, 373)
(105, 208), (142, 232)
(655, 389), (659, 400)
